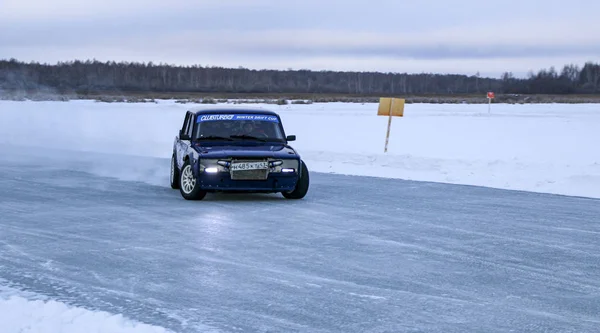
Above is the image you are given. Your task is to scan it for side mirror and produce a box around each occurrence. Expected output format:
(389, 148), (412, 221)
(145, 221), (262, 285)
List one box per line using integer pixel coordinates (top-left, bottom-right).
(286, 135), (296, 141)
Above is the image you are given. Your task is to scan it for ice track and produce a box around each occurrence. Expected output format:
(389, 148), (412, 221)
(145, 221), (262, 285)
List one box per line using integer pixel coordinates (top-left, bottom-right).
(1, 145), (600, 333)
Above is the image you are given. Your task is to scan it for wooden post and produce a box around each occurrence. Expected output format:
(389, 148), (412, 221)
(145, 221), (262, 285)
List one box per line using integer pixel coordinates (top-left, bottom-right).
(384, 98), (394, 153)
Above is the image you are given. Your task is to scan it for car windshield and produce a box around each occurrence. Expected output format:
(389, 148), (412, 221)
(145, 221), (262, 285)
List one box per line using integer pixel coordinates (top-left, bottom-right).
(194, 113), (285, 142)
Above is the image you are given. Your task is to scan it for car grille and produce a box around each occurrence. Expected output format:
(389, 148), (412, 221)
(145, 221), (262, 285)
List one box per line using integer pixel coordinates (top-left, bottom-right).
(229, 159), (269, 180)
(231, 169), (269, 180)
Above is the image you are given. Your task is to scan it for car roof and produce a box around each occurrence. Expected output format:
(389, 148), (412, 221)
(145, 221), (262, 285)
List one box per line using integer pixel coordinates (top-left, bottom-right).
(188, 106), (279, 116)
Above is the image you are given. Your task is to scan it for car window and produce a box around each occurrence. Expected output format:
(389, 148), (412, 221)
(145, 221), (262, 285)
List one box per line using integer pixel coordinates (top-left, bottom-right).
(186, 114), (194, 137)
(181, 112), (193, 139)
(181, 113), (190, 132)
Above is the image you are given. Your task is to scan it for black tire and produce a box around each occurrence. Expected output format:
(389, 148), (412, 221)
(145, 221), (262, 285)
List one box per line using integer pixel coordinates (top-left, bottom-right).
(282, 160), (309, 199)
(170, 153), (180, 189)
(179, 160), (207, 200)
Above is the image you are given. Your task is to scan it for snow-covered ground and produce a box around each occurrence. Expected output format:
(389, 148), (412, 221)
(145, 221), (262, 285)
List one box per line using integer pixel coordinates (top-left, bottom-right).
(1, 99), (599, 198)
(0, 286), (171, 333)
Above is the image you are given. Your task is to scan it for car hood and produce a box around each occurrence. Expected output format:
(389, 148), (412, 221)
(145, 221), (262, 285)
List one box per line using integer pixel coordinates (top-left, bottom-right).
(194, 143), (299, 159)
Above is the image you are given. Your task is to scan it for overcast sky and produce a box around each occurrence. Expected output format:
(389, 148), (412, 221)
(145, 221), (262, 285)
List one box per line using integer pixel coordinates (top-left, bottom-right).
(1, 0), (599, 78)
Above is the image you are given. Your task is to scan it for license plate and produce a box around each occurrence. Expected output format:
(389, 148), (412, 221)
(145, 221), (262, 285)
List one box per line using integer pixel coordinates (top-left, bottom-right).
(230, 161), (268, 171)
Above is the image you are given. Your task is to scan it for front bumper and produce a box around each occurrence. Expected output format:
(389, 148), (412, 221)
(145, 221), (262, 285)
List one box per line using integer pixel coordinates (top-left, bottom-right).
(192, 157), (300, 192)
(197, 171), (298, 192)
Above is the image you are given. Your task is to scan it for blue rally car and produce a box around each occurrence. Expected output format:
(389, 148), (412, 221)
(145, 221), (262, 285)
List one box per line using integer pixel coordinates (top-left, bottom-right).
(170, 107), (309, 200)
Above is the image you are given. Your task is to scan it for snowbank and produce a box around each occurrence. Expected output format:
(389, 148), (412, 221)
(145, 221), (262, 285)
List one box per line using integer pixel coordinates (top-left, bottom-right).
(280, 103), (600, 198)
(0, 287), (171, 333)
(0, 100), (598, 198)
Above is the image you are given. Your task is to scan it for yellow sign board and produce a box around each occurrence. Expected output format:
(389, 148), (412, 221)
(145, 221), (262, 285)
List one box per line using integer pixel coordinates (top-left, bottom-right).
(377, 97), (405, 153)
(377, 97), (405, 117)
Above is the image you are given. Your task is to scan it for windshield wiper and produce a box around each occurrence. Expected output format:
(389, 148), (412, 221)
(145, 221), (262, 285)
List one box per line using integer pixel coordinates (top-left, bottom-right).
(197, 135), (234, 141)
(229, 135), (268, 142)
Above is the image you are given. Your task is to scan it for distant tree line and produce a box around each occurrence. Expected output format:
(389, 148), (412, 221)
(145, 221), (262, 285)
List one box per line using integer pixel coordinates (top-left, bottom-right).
(0, 58), (599, 96)
(500, 63), (600, 94)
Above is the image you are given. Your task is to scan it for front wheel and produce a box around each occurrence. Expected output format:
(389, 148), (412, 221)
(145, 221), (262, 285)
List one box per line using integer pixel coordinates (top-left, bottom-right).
(179, 160), (207, 200)
(282, 160), (309, 199)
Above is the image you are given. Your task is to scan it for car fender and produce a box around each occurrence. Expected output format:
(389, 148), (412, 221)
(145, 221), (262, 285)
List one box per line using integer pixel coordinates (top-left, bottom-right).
(172, 136), (181, 169)
(285, 144), (301, 158)
(184, 149), (200, 177)
(284, 145), (303, 175)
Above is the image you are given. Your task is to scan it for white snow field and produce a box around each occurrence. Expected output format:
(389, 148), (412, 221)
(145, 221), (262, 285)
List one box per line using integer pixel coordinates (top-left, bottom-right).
(0, 99), (599, 198)
(0, 285), (171, 333)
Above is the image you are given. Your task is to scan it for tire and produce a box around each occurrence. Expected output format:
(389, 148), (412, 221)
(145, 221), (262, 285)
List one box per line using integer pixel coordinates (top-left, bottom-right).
(179, 160), (207, 200)
(170, 153), (180, 189)
(282, 160), (309, 199)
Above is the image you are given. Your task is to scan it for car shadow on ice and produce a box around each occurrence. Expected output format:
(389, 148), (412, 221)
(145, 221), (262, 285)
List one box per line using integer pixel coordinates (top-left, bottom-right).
(187, 192), (290, 202)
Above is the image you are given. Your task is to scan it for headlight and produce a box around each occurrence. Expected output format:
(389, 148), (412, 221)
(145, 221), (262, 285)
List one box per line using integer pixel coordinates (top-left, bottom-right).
(270, 159), (299, 173)
(200, 159), (228, 173)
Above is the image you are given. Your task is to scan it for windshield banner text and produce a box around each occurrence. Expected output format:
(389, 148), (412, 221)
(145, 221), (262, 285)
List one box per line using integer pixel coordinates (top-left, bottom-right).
(197, 114), (279, 123)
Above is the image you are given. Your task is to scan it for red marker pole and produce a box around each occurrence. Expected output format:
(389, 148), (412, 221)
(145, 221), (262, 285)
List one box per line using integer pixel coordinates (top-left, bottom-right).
(487, 92), (495, 114)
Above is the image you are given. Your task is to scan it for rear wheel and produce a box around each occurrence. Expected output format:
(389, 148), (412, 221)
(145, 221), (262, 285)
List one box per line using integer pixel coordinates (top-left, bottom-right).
(179, 160), (207, 200)
(170, 153), (180, 189)
(282, 160), (309, 199)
